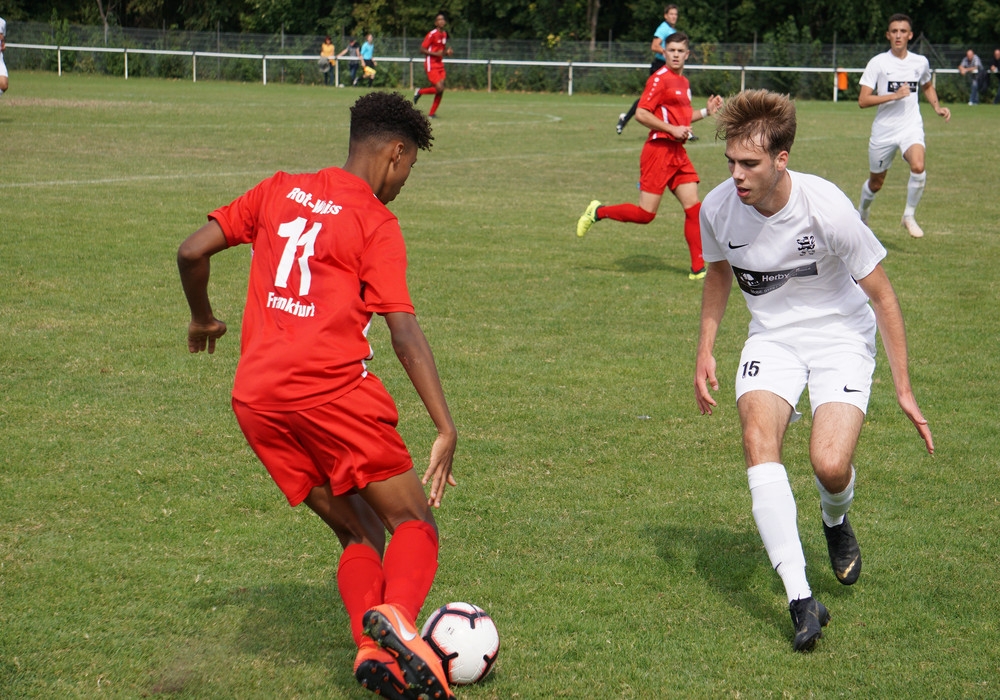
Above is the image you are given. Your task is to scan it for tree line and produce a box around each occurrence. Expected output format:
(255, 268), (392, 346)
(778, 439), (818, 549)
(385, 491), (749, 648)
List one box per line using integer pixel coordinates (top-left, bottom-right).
(1, 0), (997, 48)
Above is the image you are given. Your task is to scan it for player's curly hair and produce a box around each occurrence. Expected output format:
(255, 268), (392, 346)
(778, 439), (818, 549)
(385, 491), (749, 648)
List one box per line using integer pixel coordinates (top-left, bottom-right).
(715, 89), (796, 156)
(350, 92), (434, 151)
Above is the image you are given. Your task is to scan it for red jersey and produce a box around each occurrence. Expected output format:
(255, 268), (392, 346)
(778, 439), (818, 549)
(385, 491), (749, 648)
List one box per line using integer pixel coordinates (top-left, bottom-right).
(209, 168), (414, 411)
(422, 28), (448, 72)
(637, 65), (693, 145)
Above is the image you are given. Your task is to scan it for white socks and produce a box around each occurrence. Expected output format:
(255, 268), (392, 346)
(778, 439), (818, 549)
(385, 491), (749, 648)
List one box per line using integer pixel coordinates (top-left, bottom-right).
(904, 171), (926, 217)
(816, 467), (855, 528)
(859, 180), (875, 218)
(748, 462), (810, 603)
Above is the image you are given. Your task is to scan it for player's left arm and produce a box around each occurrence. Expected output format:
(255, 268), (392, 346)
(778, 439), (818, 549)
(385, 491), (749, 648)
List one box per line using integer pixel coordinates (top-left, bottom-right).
(692, 95), (724, 123)
(857, 264), (934, 454)
(921, 80), (951, 122)
(384, 311), (458, 507)
(177, 220), (230, 354)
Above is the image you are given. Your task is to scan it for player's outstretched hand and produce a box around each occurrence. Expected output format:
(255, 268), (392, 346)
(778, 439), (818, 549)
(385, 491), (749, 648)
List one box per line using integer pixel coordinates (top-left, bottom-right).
(936, 105), (951, 123)
(898, 391), (934, 454)
(694, 354), (719, 415)
(188, 317), (227, 354)
(422, 430), (457, 508)
(706, 94), (724, 116)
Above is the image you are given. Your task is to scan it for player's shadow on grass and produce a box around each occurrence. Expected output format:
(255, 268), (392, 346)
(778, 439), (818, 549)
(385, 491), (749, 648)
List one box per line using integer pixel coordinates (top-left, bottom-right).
(149, 582), (357, 695)
(583, 254), (689, 277)
(649, 524), (843, 642)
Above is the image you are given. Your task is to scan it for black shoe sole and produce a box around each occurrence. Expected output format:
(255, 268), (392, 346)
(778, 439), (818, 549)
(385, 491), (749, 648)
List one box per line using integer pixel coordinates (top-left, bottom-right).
(362, 610), (453, 700)
(356, 659), (417, 700)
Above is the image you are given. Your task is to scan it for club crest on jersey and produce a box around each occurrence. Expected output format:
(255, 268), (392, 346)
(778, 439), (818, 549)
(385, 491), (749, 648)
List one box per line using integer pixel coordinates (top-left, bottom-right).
(796, 235), (816, 256)
(732, 263), (818, 296)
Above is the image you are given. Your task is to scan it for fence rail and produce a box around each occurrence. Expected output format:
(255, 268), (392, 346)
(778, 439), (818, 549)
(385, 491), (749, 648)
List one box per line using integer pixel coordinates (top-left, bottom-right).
(7, 42), (968, 102)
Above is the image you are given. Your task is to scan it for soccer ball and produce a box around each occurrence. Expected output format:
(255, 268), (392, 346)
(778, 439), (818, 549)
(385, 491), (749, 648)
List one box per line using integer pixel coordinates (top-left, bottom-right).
(420, 602), (499, 685)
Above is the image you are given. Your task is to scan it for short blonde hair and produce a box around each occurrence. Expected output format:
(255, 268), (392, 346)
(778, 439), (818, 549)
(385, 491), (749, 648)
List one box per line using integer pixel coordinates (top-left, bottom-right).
(715, 89), (797, 157)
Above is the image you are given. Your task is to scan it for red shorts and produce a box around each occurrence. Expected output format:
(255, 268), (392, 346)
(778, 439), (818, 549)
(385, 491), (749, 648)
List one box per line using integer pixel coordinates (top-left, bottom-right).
(426, 66), (446, 85)
(639, 139), (699, 195)
(232, 376), (413, 506)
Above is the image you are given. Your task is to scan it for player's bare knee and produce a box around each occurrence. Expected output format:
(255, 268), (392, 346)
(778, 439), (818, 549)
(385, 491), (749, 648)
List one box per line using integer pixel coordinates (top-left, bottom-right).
(812, 458), (852, 493)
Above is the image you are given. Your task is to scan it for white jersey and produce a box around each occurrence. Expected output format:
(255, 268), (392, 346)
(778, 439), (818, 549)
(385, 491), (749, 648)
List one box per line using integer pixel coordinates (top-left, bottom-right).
(700, 171), (886, 340)
(860, 50), (932, 143)
(0, 17), (6, 40)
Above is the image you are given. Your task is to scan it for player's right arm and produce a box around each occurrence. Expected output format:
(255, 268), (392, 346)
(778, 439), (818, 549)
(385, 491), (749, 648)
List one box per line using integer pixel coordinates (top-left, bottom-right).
(694, 260), (733, 415)
(858, 83), (909, 108)
(177, 220), (230, 354)
(384, 311), (457, 507)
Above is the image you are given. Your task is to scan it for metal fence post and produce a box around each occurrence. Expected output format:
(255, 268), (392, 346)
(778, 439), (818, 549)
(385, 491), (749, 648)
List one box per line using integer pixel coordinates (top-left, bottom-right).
(568, 61), (573, 96)
(125, 49), (129, 80)
(192, 52), (197, 82)
(488, 60), (492, 93)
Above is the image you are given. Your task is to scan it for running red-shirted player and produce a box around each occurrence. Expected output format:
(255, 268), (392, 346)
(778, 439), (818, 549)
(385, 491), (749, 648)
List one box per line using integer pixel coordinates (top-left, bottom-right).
(414, 12), (452, 118)
(576, 32), (723, 280)
(178, 91), (457, 700)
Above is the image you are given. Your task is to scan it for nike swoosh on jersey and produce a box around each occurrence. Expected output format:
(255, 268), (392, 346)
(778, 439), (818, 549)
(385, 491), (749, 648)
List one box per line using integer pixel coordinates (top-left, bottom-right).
(843, 386), (863, 393)
(728, 241), (750, 249)
(391, 608), (417, 641)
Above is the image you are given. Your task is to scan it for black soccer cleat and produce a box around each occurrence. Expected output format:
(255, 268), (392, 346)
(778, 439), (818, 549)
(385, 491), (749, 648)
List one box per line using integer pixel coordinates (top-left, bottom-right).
(789, 597), (831, 652)
(823, 513), (862, 585)
(413, 88), (421, 104)
(616, 112), (627, 135)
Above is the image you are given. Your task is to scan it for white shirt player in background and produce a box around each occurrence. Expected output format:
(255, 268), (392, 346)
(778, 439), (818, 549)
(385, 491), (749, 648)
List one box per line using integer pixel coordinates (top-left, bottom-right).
(0, 17), (9, 97)
(694, 89), (934, 653)
(857, 13), (950, 238)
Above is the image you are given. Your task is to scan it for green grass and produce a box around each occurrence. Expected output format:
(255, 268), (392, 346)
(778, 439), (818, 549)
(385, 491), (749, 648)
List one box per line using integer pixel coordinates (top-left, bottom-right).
(2, 72), (999, 698)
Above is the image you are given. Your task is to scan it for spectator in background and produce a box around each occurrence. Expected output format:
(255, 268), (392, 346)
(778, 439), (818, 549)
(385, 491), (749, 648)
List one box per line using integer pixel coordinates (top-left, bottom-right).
(361, 34), (376, 88)
(320, 36), (336, 86)
(989, 48), (1000, 104)
(339, 37), (361, 86)
(617, 5), (679, 135)
(959, 49), (984, 105)
(0, 16), (9, 97)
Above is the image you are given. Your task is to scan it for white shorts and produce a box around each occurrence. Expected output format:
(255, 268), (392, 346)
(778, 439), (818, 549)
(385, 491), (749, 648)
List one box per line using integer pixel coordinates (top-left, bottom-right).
(868, 127), (924, 174)
(734, 333), (876, 417)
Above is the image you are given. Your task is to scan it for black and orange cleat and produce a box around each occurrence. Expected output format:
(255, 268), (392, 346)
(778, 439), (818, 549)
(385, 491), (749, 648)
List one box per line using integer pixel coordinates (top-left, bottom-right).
(363, 604), (455, 700)
(354, 644), (416, 699)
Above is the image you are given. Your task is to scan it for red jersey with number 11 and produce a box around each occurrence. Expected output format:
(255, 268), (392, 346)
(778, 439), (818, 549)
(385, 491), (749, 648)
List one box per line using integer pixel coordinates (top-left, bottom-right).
(209, 168), (414, 412)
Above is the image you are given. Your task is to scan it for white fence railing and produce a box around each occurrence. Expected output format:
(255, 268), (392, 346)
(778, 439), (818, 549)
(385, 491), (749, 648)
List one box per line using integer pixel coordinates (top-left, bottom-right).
(8, 43), (957, 102)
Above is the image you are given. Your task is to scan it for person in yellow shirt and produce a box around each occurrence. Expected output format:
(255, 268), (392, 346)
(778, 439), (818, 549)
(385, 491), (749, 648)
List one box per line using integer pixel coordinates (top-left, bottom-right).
(320, 36), (336, 86)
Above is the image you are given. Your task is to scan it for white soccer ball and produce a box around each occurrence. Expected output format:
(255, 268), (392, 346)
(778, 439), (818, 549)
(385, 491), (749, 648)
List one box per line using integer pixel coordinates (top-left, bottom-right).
(420, 602), (499, 685)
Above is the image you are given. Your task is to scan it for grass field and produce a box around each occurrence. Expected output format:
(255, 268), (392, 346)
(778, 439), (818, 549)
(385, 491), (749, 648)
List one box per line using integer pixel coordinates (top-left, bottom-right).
(2, 72), (999, 698)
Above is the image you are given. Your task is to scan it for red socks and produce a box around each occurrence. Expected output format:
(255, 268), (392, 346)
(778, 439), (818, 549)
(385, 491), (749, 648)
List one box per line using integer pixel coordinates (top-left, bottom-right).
(337, 521), (440, 647)
(429, 93), (443, 116)
(337, 543), (386, 647)
(684, 202), (704, 271)
(596, 203), (656, 224)
(383, 520), (439, 621)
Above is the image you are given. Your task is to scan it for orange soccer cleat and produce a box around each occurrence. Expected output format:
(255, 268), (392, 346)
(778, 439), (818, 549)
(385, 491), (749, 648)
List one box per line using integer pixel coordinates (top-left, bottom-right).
(362, 604), (455, 700)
